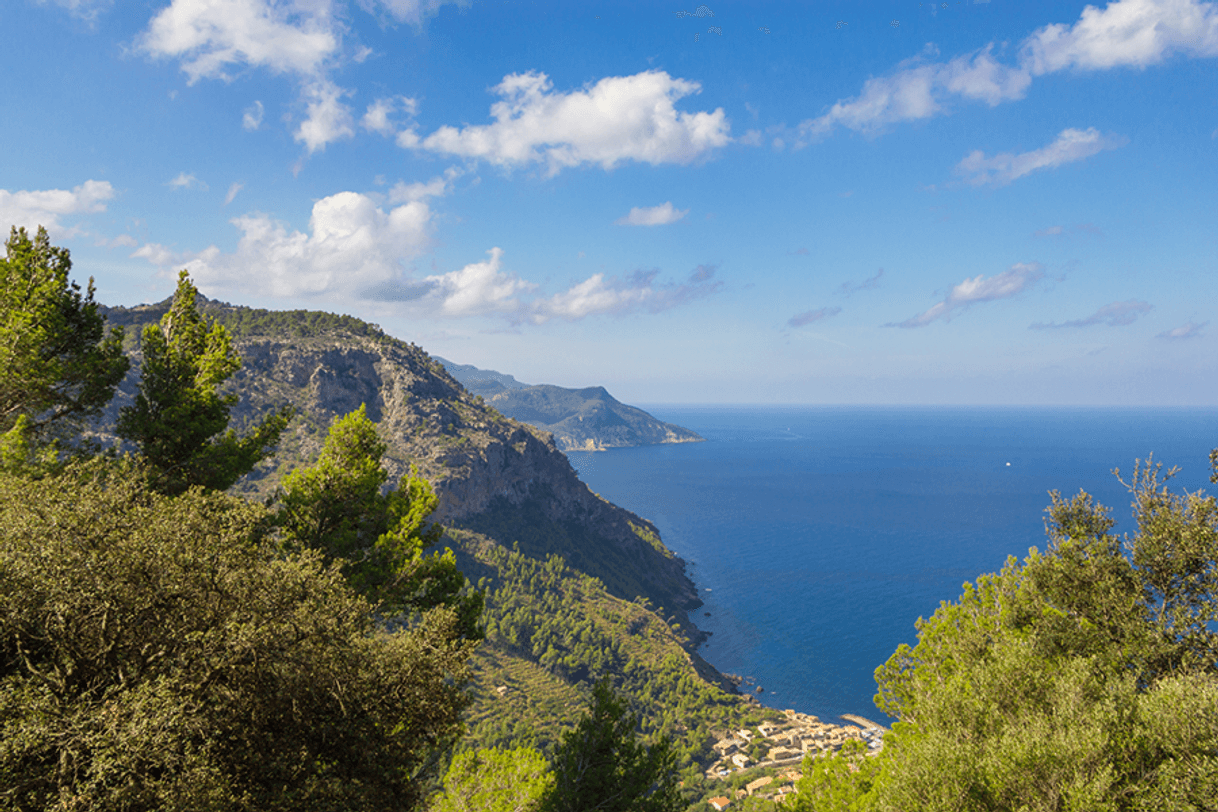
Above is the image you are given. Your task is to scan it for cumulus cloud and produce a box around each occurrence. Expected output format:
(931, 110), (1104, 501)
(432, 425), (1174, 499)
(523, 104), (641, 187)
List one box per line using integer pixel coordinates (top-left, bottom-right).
(615, 202), (689, 226)
(424, 248), (535, 316)
(955, 128), (1125, 186)
(788, 307), (842, 327)
(0, 180), (115, 237)
(411, 70), (731, 175)
(243, 100), (264, 130)
(168, 172), (207, 191)
(1020, 0), (1218, 75)
(295, 79), (355, 153)
(1030, 299), (1154, 329)
(138, 0), (339, 82)
(837, 268), (883, 296)
(889, 262), (1045, 328)
(796, 0), (1218, 143)
(357, 0), (469, 26)
(1157, 320), (1207, 340)
(134, 189), (436, 299)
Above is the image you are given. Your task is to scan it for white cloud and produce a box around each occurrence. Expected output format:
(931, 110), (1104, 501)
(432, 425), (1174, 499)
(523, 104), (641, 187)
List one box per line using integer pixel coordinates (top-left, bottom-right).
(1157, 320), (1207, 339)
(1035, 225), (1066, 237)
(797, 0), (1218, 143)
(955, 127), (1125, 186)
(134, 190), (436, 299)
(358, 0), (469, 26)
(168, 171), (208, 191)
(1021, 0), (1218, 75)
(424, 248), (535, 316)
(140, 1), (359, 156)
(788, 307), (842, 327)
(295, 79), (355, 153)
(362, 95), (418, 136)
(224, 182), (244, 205)
(526, 266), (720, 323)
(387, 165), (463, 204)
(615, 202), (689, 226)
(0, 180), (115, 238)
(243, 100), (265, 130)
(138, 0), (339, 83)
(1030, 299), (1154, 329)
(797, 44), (1032, 143)
(890, 262), (1046, 328)
(413, 70), (731, 175)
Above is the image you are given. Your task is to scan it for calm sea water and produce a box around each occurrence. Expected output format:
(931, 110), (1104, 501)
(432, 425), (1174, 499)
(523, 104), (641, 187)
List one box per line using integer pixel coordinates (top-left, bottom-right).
(565, 406), (1218, 723)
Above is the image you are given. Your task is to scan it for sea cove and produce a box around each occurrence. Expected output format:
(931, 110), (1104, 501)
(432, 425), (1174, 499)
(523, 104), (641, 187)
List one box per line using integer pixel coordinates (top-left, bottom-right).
(567, 405), (1218, 722)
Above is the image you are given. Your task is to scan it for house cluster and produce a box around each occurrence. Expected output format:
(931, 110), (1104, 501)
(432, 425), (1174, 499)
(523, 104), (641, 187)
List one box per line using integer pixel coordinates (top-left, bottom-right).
(703, 709), (889, 804)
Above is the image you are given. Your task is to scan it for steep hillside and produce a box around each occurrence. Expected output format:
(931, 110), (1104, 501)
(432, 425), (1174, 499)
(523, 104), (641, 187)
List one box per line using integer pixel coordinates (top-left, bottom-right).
(94, 299), (758, 769)
(436, 358), (703, 452)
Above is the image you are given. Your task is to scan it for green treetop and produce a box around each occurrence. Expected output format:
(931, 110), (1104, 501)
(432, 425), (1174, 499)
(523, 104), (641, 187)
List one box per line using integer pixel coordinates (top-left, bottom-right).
(0, 226), (128, 471)
(540, 681), (682, 812)
(278, 404), (482, 639)
(116, 270), (291, 494)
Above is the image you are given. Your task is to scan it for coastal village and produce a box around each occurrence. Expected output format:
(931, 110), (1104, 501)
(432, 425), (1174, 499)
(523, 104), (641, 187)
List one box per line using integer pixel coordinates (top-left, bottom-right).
(699, 710), (888, 808)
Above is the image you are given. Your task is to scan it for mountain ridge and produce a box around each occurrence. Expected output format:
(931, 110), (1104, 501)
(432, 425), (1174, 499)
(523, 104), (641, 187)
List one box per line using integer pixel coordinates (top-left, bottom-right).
(435, 358), (704, 452)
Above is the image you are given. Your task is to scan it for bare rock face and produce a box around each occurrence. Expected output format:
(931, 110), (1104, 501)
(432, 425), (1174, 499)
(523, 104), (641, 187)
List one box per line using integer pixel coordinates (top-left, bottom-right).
(225, 333), (700, 618)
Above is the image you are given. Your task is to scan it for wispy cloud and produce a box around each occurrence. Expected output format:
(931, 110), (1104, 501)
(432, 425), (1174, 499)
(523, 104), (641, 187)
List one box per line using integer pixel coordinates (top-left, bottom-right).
(243, 100), (264, 131)
(1030, 299), (1153, 329)
(615, 202), (689, 226)
(224, 182), (243, 205)
(788, 307), (842, 327)
(1156, 321), (1207, 340)
(526, 265), (720, 323)
(1035, 222), (1104, 237)
(168, 172), (207, 191)
(837, 268), (883, 296)
(889, 262), (1045, 328)
(359, 0), (470, 27)
(955, 128), (1125, 187)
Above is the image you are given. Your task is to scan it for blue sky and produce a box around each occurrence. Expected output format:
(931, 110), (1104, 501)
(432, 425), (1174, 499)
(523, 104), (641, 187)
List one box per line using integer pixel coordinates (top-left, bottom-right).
(2, 0), (1216, 405)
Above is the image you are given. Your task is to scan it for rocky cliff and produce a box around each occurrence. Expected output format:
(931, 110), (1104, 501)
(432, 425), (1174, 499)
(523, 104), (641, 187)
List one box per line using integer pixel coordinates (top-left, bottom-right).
(96, 301), (701, 624)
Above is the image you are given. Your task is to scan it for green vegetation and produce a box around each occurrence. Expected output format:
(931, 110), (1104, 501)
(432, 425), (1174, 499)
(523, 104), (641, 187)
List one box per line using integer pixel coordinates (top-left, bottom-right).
(0, 226), (128, 472)
(116, 271), (291, 495)
(794, 458), (1218, 811)
(541, 680), (682, 812)
(278, 404), (482, 637)
(8, 231), (1218, 810)
(0, 459), (475, 812)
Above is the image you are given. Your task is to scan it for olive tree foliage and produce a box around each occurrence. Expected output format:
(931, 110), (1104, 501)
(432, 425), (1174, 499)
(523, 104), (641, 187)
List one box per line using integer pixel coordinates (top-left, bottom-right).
(539, 681), (682, 812)
(277, 404), (483, 640)
(116, 270), (291, 495)
(431, 746), (554, 812)
(0, 226), (128, 471)
(794, 453), (1218, 812)
(0, 459), (478, 812)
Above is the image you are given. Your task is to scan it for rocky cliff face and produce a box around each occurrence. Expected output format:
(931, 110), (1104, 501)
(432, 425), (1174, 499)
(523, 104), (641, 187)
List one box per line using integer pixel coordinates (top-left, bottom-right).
(94, 303), (701, 622)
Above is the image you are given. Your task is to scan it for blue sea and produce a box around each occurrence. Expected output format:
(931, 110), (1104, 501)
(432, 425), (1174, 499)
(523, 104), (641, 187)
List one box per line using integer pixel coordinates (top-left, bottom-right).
(565, 406), (1218, 723)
